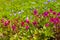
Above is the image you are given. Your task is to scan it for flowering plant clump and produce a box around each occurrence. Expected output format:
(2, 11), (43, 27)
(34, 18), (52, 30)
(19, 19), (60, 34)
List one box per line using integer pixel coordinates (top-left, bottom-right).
(0, 0), (60, 40)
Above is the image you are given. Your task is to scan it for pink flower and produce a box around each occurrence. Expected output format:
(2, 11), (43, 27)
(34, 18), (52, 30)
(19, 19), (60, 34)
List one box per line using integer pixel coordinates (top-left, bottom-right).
(25, 25), (29, 30)
(57, 12), (60, 17)
(50, 18), (59, 24)
(50, 18), (54, 23)
(4, 20), (10, 26)
(53, 11), (56, 15)
(43, 11), (49, 17)
(21, 21), (25, 26)
(45, 23), (49, 27)
(54, 18), (59, 24)
(50, 8), (53, 13)
(12, 24), (16, 31)
(32, 21), (37, 26)
(26, 17), (29, 24)
(33, 9), (38, 15)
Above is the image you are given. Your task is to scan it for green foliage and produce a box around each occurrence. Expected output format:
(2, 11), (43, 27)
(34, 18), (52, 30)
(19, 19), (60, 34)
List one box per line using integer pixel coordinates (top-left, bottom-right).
(0, 0), (59, 40)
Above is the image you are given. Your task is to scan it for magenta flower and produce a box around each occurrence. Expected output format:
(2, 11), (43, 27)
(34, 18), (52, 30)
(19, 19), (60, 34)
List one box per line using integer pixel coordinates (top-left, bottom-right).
(45, 23), (49, 27)
(57, 12), (60, 17)
(12, 24), (16, 31)
(50, 18), (59, 24)
(43, 11), (49, 17)
(50, 8), (53, 13)
(26, 17), (29, 24)
(53, 11), (56, 15)
(4, 20), (10, 26)
(50, 18), (54, 23)
(54, 18), (59, 24)
(32, 21), (37, 26)
(21, 21), (25, 26)
(25, 25), (29, 30)
(33, 9), (38, 15)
